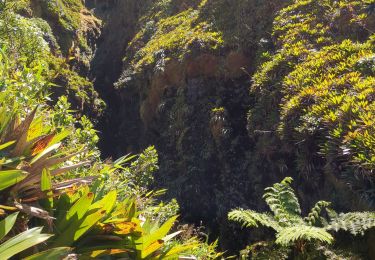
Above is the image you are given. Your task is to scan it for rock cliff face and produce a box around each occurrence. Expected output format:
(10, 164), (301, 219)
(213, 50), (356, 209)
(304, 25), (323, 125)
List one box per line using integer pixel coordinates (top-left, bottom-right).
(9, 0), (375, 255)
(88, 0), (288, 250)
(13, 0), (103, 115)
(86, 0), (375, 252)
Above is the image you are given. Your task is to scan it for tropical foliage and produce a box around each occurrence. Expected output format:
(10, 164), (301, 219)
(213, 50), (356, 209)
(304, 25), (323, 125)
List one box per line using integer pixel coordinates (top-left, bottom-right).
(0, 1), (218, 259)
(0, 212), (67, 260)
(2, 0), (375, 258)
(127, 3), (224, 71)
(0, 87), (203, 258)
(248, 0), (375, 205)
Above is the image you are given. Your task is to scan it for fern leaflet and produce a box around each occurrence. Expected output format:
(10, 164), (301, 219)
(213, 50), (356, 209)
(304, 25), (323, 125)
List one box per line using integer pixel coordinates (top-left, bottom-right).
(228, 209), (281, 231)
(327, 212), (375, 235)
(275, 225), (334, 246)
(304, 201), (331, 225)
(263, 177), (301, 224)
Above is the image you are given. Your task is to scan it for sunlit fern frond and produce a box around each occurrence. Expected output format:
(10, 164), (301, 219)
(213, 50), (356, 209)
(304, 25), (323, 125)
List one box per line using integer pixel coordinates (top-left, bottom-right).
(327, 212), (375, 235)
(263, 177), (302, 224)
(228, 209), (281, 232)
(275, 225), (334, 246)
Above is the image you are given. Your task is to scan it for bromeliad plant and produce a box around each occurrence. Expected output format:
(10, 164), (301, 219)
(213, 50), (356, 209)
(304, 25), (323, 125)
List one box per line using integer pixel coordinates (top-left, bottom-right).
(44, 182), (197, 258)
(0, 101), (199, 258)
(0, 103), (92, 214)
(228, 177), (375, 259)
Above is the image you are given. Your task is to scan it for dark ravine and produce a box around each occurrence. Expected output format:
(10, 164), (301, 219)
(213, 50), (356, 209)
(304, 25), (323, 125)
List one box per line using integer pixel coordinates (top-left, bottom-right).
(87, 0), (153, 156)
(86, 0), (287, 252)
(85, 0), (375, 254)
(3, 0), (375, 258)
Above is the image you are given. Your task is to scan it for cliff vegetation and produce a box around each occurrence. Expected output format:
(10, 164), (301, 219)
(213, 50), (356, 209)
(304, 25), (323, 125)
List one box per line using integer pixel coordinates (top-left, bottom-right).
(1, 0), (375, 259)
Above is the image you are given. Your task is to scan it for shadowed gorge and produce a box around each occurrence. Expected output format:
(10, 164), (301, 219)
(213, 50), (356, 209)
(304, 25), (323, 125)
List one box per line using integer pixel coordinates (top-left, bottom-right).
(89, 0), (287, 252)
(88, 0), (375, 254)
(1, 0), (375, 258)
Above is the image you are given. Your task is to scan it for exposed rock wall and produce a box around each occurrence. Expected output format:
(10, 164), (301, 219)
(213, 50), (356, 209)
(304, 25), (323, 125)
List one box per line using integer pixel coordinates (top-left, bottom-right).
(88, 0), (375, 253)
(89, 0), (287, 251)
(16, 0), (375, 255)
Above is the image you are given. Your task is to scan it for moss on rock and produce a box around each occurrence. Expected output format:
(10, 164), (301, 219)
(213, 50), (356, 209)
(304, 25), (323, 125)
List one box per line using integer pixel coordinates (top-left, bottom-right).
(128, 3), (224, 71)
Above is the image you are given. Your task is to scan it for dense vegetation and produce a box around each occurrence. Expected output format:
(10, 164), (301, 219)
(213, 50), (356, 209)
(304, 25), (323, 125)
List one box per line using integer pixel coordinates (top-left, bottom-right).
(249, 0), (375, 205)
(1, 0), (375, 259)
(0, 0), (222, 258)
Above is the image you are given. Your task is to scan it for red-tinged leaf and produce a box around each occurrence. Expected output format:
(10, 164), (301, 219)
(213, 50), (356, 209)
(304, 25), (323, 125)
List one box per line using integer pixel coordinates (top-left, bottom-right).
(31, 133), (55, 156)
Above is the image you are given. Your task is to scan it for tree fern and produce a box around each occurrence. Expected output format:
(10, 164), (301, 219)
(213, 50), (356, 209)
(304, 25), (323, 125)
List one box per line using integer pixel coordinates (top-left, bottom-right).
(263, 177), (302, 224)
(275, 225), (334, 246)
(327, 212), (375, 235)
(228, 209), (281, 231)
(229, 177), (375, 258)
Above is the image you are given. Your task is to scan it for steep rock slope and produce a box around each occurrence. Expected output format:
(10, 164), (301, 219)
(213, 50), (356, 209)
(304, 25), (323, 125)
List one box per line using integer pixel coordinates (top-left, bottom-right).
(89, 0), (375, 252)
(90, 0), (287, 250)
(245, 1), (375, 255)
(12, 0), (103, 115)
(249, 0), (375, 210)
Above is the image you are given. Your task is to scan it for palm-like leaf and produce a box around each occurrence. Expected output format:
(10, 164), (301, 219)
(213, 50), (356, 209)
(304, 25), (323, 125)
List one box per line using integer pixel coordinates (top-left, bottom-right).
(24, 247), (73, 260)
(0, 212), (18, 240)
(304, 201), (331, 225)
(0, 227), (52, 259)
(0, 170), (28, 191)
(229, 177), (375, 258)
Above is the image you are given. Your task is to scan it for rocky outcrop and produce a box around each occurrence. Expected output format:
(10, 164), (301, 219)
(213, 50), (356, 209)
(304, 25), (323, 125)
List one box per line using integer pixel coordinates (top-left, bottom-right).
(87, 0), (375, 254)
(22, 0), (103, 115)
